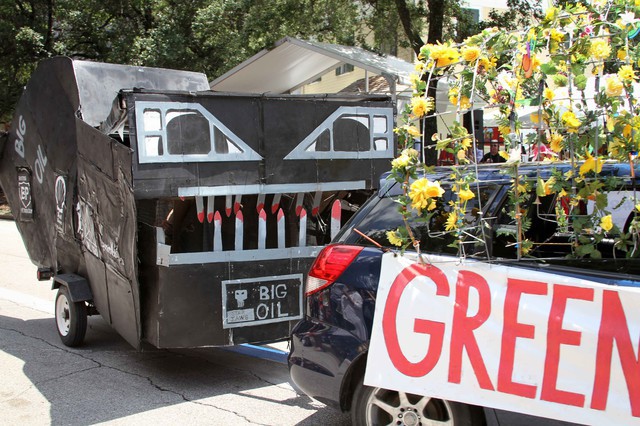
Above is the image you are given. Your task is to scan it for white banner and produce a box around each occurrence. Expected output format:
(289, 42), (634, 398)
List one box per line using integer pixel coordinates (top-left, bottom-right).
(365, 253), (640, 425)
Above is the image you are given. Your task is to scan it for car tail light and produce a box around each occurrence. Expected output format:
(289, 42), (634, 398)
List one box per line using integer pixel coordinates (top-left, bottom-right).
(305, 244), (364, 296)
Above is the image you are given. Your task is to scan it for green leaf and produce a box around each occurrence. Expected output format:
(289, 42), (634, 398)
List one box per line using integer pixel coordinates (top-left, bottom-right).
(574, 74), (588, 90)
(540, 63), (558, 75)
(595, 193), (608, 210)
(576, 244), (595, 256)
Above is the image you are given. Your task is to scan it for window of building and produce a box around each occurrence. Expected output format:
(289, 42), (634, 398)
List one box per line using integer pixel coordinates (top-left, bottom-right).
(335, 63), (355, 76)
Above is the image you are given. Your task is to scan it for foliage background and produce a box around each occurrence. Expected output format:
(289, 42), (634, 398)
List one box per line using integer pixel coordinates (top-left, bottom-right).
(0, 0), (539, 126)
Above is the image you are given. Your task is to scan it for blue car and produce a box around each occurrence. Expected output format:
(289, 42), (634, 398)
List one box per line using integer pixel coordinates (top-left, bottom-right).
(288, 164), (640, 426)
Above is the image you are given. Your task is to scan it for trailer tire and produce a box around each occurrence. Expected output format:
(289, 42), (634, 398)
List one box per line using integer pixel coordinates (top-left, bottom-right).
(55, 286), (87, 347)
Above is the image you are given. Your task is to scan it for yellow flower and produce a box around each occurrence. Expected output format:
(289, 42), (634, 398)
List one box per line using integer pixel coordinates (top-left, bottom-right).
(477, 56), (494, 71)
(409, 178), (444, 212)
(579, 155), (603, 176)
(406, 126), (421, 138)
(411, 96), (432, 117)
(458, 189), (475, 201)
(605, 75), (624, 97)
(410, 73), (421, 89)
(530, 55), (541, 71)
(549, 132), (564, 153)
(618, 48), (628, 61)
(600, 215), (613, 232)
(429, 42), (460, 67)
(460, 137), (471, 149)
(550, 29), (564, 43)
(543, 88), (555, 101)
(392, 154), (411, 169)
(445, 212), (458, 231)
(498, 125), (511, 137)
(461, 46), (481, 63)
(499, 151), (509, 160)
(402, 148), (419, 158)
(448, 87), (459, 105)
(543, 177), (556, 195)
(530, 112), (541, 124)
(618, 65), (636, 82)
(636, 203), (640, 212)
(386, 230), (403, 247)
(545, 6), (559, 20)
(414, 61), (425, 73)
(561, 111), (582, 132)
(459, 96), (471, 110)
(457, 149), (466, 160)
(590, 39), (611, 61)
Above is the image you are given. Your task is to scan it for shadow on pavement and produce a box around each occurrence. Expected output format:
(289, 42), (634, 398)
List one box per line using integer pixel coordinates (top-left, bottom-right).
(0, 312), (351, 425)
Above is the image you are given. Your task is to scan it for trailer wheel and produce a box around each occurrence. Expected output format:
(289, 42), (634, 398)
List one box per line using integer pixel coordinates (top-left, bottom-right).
(55, 286), (87, 347)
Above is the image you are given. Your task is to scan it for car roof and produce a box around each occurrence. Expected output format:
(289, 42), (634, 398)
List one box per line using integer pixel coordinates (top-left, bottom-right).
(379, 162), (640, 197)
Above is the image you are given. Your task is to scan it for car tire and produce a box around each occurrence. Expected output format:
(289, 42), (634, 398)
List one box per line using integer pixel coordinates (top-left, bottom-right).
(55, 286), (87, 347)
(351, 379), (483, 426)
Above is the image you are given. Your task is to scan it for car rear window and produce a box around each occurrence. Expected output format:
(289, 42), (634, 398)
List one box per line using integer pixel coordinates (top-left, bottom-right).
(340, 184), (499, 257)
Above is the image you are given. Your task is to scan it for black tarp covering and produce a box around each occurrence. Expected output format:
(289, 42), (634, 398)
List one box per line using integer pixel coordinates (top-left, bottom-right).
(0, 57), (395, 349)
(0, 58), (211, 349)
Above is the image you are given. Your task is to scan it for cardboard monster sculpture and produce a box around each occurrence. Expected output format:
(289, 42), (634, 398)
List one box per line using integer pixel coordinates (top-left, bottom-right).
(0, 57), (395, 349)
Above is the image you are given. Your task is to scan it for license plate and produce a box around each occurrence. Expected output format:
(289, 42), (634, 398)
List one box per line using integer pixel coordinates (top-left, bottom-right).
(222, 274), (303, 329)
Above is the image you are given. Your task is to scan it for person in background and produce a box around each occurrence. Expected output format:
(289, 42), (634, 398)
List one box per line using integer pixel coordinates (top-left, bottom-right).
(481, 140), (506, 163)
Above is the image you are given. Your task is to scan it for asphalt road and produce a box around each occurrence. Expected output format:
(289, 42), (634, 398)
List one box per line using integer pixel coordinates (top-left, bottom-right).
(0, 219), (350, 425)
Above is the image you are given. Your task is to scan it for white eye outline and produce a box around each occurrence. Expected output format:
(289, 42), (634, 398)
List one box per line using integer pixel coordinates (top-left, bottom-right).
(135, 101), (262, 164)
(284, 106), (394, 160)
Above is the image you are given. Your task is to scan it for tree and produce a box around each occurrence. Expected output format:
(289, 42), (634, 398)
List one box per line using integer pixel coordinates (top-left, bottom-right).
(0, 0), (155, 123)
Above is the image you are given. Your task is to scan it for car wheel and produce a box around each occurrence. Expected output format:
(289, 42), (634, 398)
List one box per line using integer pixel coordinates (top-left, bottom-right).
(55, 286), (87, 347)
(351, 379), (483, 426)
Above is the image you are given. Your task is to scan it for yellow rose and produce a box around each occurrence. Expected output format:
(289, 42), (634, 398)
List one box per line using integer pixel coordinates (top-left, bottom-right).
(561, 111), (581, 132)
(429, 42), (460, 67)
(458, 189), (475, 201)
(445, 212), (458, 231)
(386, 230), (404, 247)
(579, 155), (603, 176)
(550, 29), (564, 43)
(545, 6), (558, 20)
(459, 96), (471, 110)
(590, 39), (611, 61)
(549, 132), (564, 152)
(461, 46), (481, 63)
(409, 178), (444, 212)
(402, 148), (419, 158)
(543, 177), (556, 195)
(600, 215), (613, 232)
(605, 75), (624, 97)
(618, 65), (636, 82)
(478, 56), (493, 71)
(411, 97), (432, 117)
(406, 126), (421, 138)
(618, 48), (628, 61)
(392, 154), (411, 169)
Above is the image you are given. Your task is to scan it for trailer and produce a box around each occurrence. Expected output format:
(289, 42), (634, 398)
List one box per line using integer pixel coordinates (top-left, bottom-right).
(0, 57), (395, 349)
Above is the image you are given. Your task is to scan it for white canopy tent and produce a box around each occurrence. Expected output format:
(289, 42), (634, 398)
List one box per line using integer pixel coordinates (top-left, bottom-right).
(209, 37), (415, 99)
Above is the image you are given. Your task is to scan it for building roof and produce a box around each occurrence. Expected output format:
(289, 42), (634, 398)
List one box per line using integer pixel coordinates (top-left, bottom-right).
(209, 37), (415, 95)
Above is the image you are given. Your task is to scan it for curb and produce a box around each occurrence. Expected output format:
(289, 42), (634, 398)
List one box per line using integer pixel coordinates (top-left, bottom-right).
(0, 214), (13, 220)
